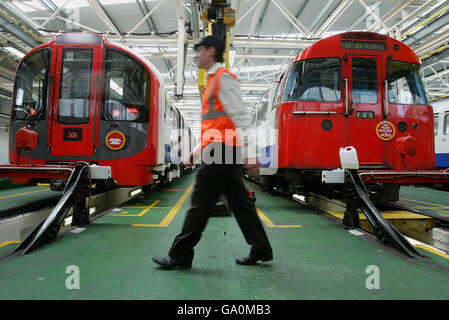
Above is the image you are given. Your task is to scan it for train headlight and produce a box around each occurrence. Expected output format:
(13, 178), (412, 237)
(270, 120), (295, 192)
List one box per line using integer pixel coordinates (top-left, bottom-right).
(112, 109), (120, 118)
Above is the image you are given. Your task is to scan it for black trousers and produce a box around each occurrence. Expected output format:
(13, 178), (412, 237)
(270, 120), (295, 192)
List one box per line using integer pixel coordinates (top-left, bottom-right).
(168, 146), (272, 262)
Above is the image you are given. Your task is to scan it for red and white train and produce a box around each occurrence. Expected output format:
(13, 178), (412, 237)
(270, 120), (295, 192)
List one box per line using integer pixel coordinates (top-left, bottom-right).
(0, 33), (195, 188)
(253, 31), (449, 202)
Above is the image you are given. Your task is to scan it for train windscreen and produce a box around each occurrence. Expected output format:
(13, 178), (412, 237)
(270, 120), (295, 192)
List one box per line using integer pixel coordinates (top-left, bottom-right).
(387, 61), (428, 105)
(12, 48), (51, 120)
(282, 58), (341, 103)
(102, 48), (150, 123)
(58, 49), (93, 125)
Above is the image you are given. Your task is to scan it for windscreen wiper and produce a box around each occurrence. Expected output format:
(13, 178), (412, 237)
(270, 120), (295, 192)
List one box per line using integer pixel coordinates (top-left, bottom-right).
(102, 105), (118, 127)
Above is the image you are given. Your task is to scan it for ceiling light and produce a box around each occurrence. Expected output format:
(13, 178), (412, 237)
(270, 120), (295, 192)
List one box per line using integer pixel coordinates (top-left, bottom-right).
(229, 48), (236, 68)
(4, 47), (25, 59)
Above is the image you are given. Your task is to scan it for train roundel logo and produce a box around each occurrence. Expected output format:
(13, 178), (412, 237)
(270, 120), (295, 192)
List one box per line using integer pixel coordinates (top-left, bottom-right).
(376, 121), (396, 141)
(106, 131), (126, 150)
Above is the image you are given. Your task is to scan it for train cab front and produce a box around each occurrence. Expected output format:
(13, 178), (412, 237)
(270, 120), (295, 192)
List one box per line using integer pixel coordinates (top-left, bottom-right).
(4, 33), (157, 188)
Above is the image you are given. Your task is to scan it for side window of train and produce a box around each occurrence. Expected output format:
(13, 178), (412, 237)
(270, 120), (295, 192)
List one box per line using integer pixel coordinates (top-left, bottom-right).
(102, 48), (150, 123)
(444, 113), (449, 135)
(256, 91), (269, 126)
(271, 75), (283, 110)
(168, 106), (179, 137)
(13, 48), (51, 121)
(387, 61), (428, 105)
(352, 57), (377, 104)
(434, 114), (439, 136)
(281, 58), (341, 103)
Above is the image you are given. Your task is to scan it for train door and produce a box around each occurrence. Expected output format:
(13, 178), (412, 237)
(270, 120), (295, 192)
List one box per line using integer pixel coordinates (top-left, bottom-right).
(347, 55), (384, 166)
(49, 46), (102, 156)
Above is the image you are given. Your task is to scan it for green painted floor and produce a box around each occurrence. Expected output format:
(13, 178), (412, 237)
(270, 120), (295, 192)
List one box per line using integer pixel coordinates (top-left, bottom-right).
(0, 172), (449, 300)
(0, 184), (61, 211)
(399, 186), (449, 221)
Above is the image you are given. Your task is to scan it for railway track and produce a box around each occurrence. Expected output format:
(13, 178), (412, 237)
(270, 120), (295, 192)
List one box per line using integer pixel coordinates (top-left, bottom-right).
(245, 176), (449, 256)
(0, 184), (145, 259)
(385, 202), (449, 226)
(0, 194), (62, 219)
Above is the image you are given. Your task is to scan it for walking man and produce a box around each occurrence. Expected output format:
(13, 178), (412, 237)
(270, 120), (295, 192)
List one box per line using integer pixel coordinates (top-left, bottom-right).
(152, 35), (273, 269)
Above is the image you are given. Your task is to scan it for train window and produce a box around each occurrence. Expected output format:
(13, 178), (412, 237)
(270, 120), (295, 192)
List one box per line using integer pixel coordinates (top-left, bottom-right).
(58, 49), (93, 125)
(352, 57), (377, 104)
(256, 91), (269, 125)
(387, 61), (428, 105)
(168, 106), (179, 129)
(102, 48), (150, 123)
(434, 114), (439, 136)
(282, 58), (341, 103)
(444, 113), (449, 135)
(12, 48), (51, 121)
(271, 75), (283, 110)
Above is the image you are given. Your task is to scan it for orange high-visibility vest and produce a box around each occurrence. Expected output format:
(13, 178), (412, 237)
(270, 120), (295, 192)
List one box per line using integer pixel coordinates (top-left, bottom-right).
(201, 67), (240, 149)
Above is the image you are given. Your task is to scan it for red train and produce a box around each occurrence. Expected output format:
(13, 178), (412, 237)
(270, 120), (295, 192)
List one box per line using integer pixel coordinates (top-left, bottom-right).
(254, 31), (449, 202)
(0, 33), (195, 188)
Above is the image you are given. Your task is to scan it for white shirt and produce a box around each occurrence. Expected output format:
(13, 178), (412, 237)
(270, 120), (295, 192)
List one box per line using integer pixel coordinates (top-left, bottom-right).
(205, 62), (258, 159)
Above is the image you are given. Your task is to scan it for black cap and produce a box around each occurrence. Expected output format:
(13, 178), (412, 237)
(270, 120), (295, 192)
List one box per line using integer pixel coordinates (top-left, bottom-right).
(194, 35), (225, 52)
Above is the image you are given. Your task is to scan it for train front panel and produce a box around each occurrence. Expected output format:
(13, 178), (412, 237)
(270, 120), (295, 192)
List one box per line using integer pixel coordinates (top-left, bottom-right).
(275, 32), (434, 171)
(8, 33), (171, 186)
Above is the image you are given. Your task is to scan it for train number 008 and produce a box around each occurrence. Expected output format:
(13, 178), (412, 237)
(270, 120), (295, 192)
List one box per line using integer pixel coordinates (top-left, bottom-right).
(63, 128), (82, 141)
(68, 132), (78, 139)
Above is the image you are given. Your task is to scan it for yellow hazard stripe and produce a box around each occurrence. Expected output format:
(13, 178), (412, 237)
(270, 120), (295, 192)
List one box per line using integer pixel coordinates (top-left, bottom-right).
(256, 207), (302, 228)
(133, 181), (195, 227)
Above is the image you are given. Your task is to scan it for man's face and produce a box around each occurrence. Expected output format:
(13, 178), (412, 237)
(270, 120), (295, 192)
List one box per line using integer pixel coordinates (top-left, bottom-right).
(194, 45), (215, 69)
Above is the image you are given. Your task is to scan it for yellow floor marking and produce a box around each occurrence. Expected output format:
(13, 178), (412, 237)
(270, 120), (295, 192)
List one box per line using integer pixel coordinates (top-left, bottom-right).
(121, 205), (172, 209)
(326, 210), (431, 220)
(133, 181), (195, 227)
(109, 200), (160, 217)
(414, 244), (449, 260)
(37, 183), (50, 187)
(0, 240), (20, 249)
(256, 207), (302, 228)
(0, 188), (50, 200)
(122, 206), (150, 209)
(432, 208), (449, 215)
(400, 197), (449, 210)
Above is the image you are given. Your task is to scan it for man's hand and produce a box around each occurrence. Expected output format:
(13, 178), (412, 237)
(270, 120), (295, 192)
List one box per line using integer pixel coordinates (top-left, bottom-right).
(184, 151), (194, 164)
(245, 157), (260, 177)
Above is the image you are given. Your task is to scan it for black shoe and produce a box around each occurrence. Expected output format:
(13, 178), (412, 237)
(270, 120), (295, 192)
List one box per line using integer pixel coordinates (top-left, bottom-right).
(235, 252), (273, 265)
(152, 256), (192, 269)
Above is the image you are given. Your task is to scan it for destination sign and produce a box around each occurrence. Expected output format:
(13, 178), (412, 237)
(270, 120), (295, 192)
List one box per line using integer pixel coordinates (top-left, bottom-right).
(341, 40), (386, 51)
